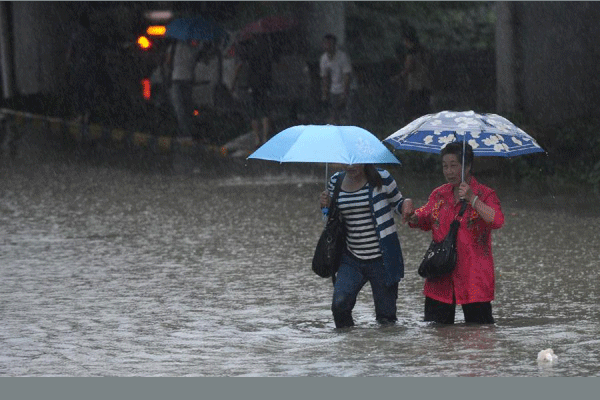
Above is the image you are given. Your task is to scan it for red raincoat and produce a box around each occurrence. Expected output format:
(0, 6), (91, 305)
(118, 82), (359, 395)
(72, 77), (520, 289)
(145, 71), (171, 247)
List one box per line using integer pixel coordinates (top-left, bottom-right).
(410, 177), (504, 304)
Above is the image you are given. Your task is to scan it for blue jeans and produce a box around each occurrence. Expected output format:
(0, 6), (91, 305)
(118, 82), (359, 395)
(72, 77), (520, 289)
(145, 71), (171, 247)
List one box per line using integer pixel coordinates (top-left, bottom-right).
(331, 251), (398, 328)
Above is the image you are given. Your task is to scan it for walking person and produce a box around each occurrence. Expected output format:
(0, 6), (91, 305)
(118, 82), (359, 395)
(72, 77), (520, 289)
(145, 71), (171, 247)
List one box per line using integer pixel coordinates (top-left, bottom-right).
(166, 39), (203, 139)
(398, 26), (432, 122)
(319, 164), (414, 328)
(65, 11), (102, 124)
(231, 35), (276, 147)
(319, 33), (354, 124)
(405, 142), (504, 324)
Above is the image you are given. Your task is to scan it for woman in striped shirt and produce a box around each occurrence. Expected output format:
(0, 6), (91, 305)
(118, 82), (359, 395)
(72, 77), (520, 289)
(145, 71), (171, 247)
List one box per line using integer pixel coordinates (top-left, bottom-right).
(319, 164), (413, 328)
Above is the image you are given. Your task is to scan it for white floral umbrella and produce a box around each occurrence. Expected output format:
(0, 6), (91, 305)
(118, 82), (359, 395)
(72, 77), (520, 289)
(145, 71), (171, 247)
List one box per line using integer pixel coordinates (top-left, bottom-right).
(384, 110), (546, 179)
(385, 110), (545, 156)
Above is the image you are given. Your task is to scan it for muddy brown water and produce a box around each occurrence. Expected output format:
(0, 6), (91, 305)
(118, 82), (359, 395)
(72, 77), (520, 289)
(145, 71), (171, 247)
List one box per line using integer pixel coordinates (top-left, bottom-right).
(1, 129), (599, 376)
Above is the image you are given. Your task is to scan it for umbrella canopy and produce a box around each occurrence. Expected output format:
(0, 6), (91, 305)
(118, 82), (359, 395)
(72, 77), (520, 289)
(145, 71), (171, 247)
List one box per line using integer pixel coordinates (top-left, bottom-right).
(248, 125), (401, 165)
(384, 110), (546, 157)
(237, 15), (298, 41)
(165, 17), (228, 42)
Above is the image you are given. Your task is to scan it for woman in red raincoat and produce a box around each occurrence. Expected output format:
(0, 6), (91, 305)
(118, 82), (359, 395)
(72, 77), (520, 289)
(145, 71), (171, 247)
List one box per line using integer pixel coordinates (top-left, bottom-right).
(406, 142), (504, 324)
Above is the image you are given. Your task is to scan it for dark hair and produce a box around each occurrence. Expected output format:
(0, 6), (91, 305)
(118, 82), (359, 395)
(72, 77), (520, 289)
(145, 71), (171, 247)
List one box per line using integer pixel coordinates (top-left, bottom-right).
(441, 141), (474, 169)
(323, 33), (337, 44)
(364, 164), (383, 189)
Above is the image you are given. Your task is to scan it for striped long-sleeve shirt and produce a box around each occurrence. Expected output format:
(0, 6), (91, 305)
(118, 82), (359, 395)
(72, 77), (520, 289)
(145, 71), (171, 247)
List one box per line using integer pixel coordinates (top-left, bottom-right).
(337, 186), (382, 260)
(328, 169), (406, 285)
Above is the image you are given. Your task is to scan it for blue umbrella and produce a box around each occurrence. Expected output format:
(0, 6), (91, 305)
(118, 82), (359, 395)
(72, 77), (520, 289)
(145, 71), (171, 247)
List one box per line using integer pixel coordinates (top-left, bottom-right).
(165, 17), (228, 42)
(248, 124), (401, 217)
(384, 110), (546, 180)
(248, 124), (400, 165)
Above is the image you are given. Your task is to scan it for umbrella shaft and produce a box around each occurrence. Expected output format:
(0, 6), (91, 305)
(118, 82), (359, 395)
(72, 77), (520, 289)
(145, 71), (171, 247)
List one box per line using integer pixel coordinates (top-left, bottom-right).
(462, 135), (466, 182)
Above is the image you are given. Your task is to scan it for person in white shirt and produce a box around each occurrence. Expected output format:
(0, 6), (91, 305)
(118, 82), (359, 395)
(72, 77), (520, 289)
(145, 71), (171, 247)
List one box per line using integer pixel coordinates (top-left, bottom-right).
(166, 40), (203, 139)
(319, 34), (353, 124)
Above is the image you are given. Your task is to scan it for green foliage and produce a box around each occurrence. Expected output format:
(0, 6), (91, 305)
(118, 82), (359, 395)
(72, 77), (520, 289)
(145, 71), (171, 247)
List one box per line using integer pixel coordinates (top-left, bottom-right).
(347, 1), (496, 62)
(219, 2), (298, 31)
(546, 115), (600, 191)
(491, 113), (600, 193)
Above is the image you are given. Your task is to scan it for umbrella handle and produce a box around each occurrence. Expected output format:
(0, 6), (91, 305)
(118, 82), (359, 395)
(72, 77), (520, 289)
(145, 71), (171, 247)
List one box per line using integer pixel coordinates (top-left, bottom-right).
(323, 163), (329, 220)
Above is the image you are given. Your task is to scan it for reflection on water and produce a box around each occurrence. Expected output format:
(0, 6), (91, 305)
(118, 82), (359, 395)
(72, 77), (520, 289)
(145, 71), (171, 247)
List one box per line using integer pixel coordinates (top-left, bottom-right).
(0, 134), (599, 376)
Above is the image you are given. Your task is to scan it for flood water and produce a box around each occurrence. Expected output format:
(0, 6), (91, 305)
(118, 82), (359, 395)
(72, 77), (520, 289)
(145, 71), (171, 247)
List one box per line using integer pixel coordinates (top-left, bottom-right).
(1, 129), (599, 376)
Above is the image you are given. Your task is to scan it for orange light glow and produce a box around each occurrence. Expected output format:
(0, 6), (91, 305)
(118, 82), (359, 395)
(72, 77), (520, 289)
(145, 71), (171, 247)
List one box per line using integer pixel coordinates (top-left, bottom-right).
(141, 78), (151, 100)
(137, 36), (152, 50)
(146, 25), (166, 36)
(193, 110), (199, 116)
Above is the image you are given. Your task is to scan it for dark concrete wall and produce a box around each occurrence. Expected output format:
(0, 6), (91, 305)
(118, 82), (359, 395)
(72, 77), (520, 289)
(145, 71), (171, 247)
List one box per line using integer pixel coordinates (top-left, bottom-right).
(495, 2), (518, 115)
(498, 1), (600, 124)
(12, 2), (75, 95)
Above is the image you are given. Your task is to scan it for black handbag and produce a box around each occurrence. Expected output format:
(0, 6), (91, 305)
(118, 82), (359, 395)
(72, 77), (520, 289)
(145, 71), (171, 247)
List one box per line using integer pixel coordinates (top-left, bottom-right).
(312, 173), (346, 284)
(418, 200), (468, 279)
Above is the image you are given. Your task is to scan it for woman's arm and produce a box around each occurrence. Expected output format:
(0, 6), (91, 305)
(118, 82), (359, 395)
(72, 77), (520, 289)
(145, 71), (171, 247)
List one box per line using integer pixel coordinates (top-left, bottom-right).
(321, 73), (330, 101)
(471, 196), (495, 223)
(407, 191), (436, 231)
(470, 192), (504, 228)
(378, 171), (415, 221)
(459, 182), (504, 227)
(319, 173), (340, 210)
(319, 190), (330, 209)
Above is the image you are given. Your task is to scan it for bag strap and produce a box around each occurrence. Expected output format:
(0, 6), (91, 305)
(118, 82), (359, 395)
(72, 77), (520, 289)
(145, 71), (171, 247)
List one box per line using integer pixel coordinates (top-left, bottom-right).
(453, 199), (468, 222)
(328, 172), (346, 217)
(329, 172), (345, 286)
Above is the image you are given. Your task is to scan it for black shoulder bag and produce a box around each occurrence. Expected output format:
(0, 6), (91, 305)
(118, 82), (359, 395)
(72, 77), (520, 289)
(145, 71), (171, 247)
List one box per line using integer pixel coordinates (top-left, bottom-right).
(311, 173), (346, 285)
(418, 200), (468, 279)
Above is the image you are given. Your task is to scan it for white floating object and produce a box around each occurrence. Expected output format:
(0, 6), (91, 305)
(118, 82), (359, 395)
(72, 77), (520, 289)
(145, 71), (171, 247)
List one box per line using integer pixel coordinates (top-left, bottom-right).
(537, 348), (558, 363)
